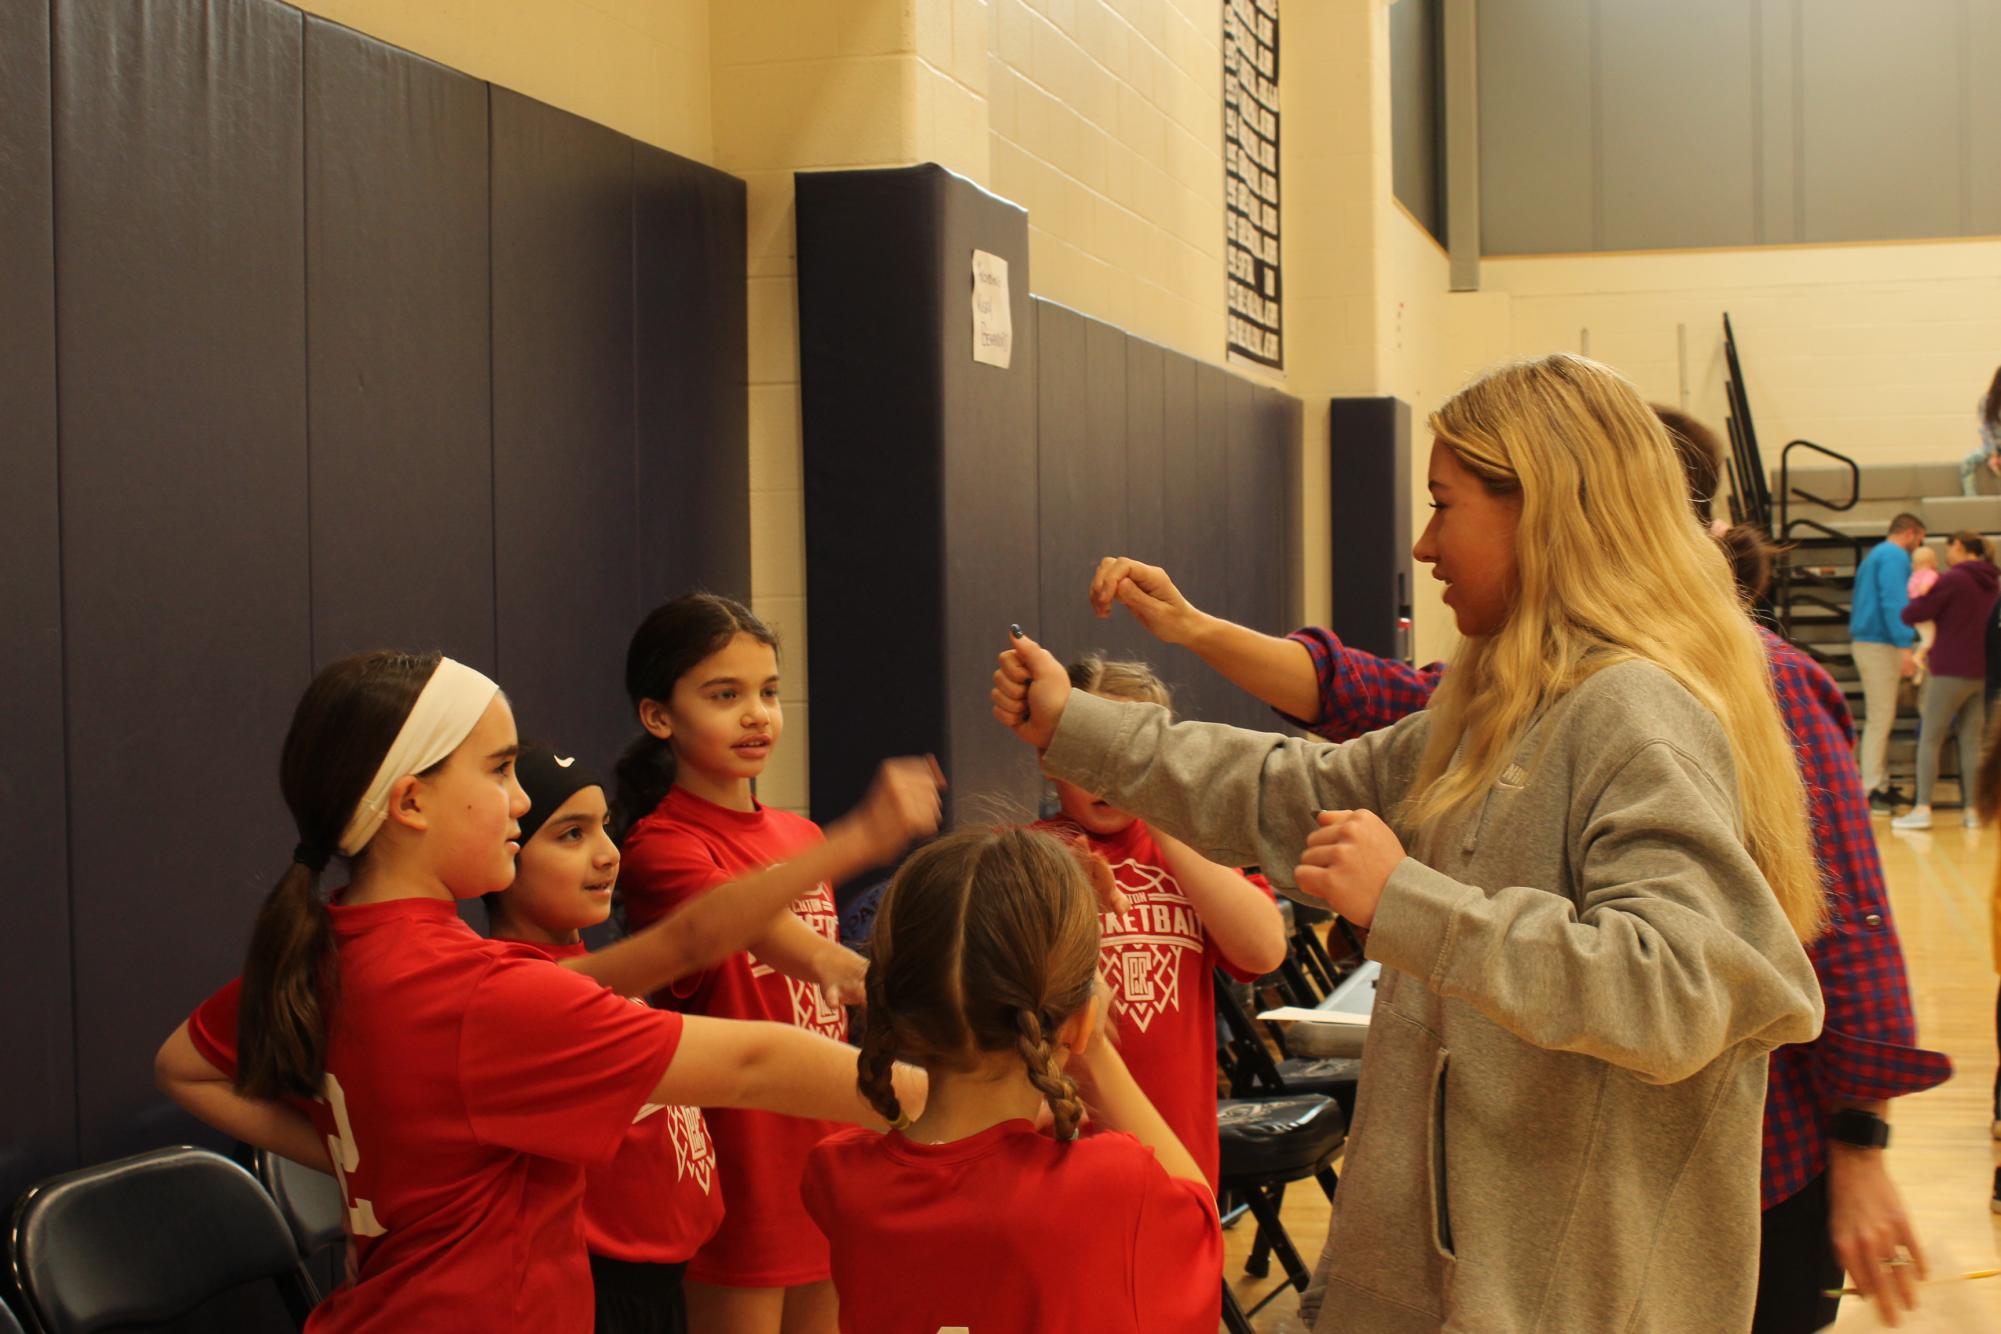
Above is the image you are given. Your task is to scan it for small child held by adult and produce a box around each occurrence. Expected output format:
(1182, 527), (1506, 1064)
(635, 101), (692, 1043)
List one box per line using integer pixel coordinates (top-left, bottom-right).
(802, 827), (1224, 1334)
(1909, 545), (1941, 680)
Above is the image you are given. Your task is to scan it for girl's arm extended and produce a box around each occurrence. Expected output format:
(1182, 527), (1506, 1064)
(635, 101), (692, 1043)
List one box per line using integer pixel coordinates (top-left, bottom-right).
(154, 1023), (333, 1172)
(1070, 1016), (1209, 1192)
(1150, 829), (1287, 976)
(569, 757), (940, 999)
(1088, 557), (1322, 721)
(655, 1015), (924, 1129)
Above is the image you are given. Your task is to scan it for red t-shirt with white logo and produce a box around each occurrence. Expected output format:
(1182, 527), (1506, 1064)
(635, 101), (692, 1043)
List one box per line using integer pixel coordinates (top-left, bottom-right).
(527, 940), (724, 1265)
(185, 897), (680, 1332)
(619, 785), (845, 1287)
(1034, 817), (1275, 1189)
(802, 1120), (1222, 1333)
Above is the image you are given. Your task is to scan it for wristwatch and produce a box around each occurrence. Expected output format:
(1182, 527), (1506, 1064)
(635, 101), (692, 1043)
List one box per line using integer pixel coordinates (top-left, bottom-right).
(1829, 1108), (1891, 1150)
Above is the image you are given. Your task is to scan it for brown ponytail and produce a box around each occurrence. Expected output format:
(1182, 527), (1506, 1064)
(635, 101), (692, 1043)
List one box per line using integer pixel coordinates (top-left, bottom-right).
(857, 828), (1101, 1136)
(236, 650), (440, 1100)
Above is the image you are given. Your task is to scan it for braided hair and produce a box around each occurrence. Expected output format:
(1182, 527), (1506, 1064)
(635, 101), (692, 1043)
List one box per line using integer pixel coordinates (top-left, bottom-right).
(855, 828), (1102, 1139)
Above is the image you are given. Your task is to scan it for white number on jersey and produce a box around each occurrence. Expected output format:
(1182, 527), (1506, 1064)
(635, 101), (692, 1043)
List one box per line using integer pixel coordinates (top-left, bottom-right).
(322, 1072), (388, 1238)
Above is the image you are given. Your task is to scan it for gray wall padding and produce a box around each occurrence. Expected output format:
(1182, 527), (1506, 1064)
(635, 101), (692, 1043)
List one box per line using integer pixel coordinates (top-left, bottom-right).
(798, 166), (1303, 835)
(2, 0), (748, 1210)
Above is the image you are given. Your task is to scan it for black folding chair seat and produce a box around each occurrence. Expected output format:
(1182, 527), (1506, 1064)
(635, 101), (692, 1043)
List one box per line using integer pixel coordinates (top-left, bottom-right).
(249, 1147), (346, 1304)
(1217, 1093), (1347, 1182)
(1272, 1055), (1364, 1119)
(9, 1145), (318, 1333)
(1217, 1095), (1345, 1331)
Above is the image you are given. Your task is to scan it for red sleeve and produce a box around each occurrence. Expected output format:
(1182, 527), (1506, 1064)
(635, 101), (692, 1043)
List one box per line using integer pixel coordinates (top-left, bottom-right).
(798, 1135), (840, 1242)
(1130, 1161), (1224, 1330)
(186, 977), (244, 1078)
(1214, 872), (1280, 983)
(458, 953), (683, 1166)
(618, 826), (735, 999)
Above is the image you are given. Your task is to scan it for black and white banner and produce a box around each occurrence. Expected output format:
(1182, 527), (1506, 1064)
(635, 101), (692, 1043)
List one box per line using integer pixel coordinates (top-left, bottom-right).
(1224, 0), (1281, 369)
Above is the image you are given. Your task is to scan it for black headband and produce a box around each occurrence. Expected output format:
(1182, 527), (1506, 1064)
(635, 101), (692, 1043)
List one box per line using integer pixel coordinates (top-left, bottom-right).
(514, 742), (606, 848)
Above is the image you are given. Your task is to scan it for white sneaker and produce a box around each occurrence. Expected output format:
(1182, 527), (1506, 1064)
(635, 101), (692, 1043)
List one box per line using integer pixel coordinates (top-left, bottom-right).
(1891, 807), (1933, 831)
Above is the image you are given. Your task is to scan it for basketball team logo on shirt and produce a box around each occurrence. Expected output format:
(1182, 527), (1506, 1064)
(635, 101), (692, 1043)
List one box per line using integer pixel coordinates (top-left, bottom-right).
(747, 883), (848, 1040)
(632, 1102), (717, 1193)
(1099, 859), (1205, 1033)
(666, 1105), (716, 1193)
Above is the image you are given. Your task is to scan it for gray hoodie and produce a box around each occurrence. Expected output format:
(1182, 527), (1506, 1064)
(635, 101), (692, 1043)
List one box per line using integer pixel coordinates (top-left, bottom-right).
(1042, 660), (1823, 1332)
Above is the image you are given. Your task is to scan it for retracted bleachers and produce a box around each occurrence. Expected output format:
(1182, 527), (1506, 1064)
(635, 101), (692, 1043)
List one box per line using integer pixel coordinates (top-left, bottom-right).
(0, 0), (749, 1248)
(796, 164), (1304, 831)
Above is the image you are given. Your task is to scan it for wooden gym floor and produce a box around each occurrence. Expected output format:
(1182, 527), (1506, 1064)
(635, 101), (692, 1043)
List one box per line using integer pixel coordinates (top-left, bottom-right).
(1225, 823), (2001, 1331)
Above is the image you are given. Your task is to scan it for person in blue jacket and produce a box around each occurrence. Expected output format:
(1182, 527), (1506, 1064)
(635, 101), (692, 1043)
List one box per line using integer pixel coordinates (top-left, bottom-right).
(1850, 512), (1927, 809)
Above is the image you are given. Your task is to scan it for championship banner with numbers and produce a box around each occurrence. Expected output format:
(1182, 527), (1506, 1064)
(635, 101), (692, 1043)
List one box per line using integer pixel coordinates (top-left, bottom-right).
(1224, 0), (1281, 369)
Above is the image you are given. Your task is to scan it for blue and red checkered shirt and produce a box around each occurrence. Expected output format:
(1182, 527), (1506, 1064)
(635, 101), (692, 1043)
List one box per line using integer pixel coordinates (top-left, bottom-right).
(1283, 625), (1952, 1208)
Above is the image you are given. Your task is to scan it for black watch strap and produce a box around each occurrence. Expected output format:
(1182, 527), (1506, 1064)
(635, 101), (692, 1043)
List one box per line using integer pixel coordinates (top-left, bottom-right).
(1829, 1108), (1891, 1149)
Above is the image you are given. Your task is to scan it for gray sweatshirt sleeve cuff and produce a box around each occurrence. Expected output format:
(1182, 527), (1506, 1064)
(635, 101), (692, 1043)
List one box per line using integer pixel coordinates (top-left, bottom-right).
(1041, 690), (1139, 791)
(1366, 857), (1483, 989)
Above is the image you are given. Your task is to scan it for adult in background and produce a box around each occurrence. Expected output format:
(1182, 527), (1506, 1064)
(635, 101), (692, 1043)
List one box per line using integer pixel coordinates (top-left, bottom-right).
(995, 355), (1825, 1333)
(1893, 531), (2001, 830)
(1081, 401), (1951, 1333)
(1850, 514), (1928, 810)
(1956, 365), (2001, 495)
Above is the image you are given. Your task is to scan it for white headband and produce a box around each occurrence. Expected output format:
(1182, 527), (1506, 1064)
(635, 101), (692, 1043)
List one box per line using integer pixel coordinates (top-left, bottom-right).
(337, 657), (501, 856)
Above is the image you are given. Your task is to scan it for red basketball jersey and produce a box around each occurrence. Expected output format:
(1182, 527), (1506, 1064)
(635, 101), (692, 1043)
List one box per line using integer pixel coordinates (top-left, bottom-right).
(619, 785), (845, 1286)
(1036, 817), (1275, 1187)
(803, 1120), (1223, 1333)
(186, 897), (680, 1331)
(527, 940), (724, 1266)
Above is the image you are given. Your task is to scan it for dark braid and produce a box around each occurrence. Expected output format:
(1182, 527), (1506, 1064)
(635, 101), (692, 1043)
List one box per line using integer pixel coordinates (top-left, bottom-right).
(855, 968), (907, 1127)
(1013, 1008), (1084, 1140)
(863, 829), (1101, 1142)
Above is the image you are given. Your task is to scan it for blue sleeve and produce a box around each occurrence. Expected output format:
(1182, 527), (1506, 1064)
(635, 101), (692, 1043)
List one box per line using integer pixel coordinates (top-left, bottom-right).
(1849, 549), (1881, 638)
(1875, 554), (1916, 647)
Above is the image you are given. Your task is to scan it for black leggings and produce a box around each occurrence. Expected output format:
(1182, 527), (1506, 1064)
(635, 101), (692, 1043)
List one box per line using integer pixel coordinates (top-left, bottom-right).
(590, 1254), (688, 1334)
(1752, 1173), (1841, 1334)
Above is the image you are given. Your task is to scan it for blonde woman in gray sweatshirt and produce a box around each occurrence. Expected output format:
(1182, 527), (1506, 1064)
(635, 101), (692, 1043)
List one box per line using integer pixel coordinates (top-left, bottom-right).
(992, 354), (1826, 1333)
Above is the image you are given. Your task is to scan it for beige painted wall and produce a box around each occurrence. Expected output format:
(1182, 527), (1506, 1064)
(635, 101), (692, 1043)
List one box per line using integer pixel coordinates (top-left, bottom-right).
(293, 0), (715, 161)
(1477, 239), (2001, 471)
(987, 0), (1228, 361)
(712, 0), (942, 813)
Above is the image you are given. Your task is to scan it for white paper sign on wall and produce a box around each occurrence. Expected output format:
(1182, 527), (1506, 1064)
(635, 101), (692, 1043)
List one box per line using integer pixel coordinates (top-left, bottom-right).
(971, 250), (1012, 369)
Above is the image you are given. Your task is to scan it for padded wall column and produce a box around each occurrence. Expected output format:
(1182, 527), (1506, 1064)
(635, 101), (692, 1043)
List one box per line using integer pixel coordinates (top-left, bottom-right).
(0, 0), (75, 1206)
(1328, 396), (1414, 661)
(306, 20), (495, 667)
(54, 0), (309, 1161)
(491, 90), (639, 770)
(636, 146), (751, 602)
(798, 166), (1040, 826)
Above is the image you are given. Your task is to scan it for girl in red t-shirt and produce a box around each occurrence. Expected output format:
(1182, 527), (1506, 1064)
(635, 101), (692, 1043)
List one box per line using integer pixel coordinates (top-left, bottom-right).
(1035, 657), (1285, 1188)
(153, 650), (928, 1333)
(485, 741), (940, 1334)
(611, 593), (888, 1334)
(804, 826), (1225, 1334)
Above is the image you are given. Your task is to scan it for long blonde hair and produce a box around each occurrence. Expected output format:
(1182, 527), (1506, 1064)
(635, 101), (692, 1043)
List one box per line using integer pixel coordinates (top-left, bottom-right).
(1406, 354), (1825, 940)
